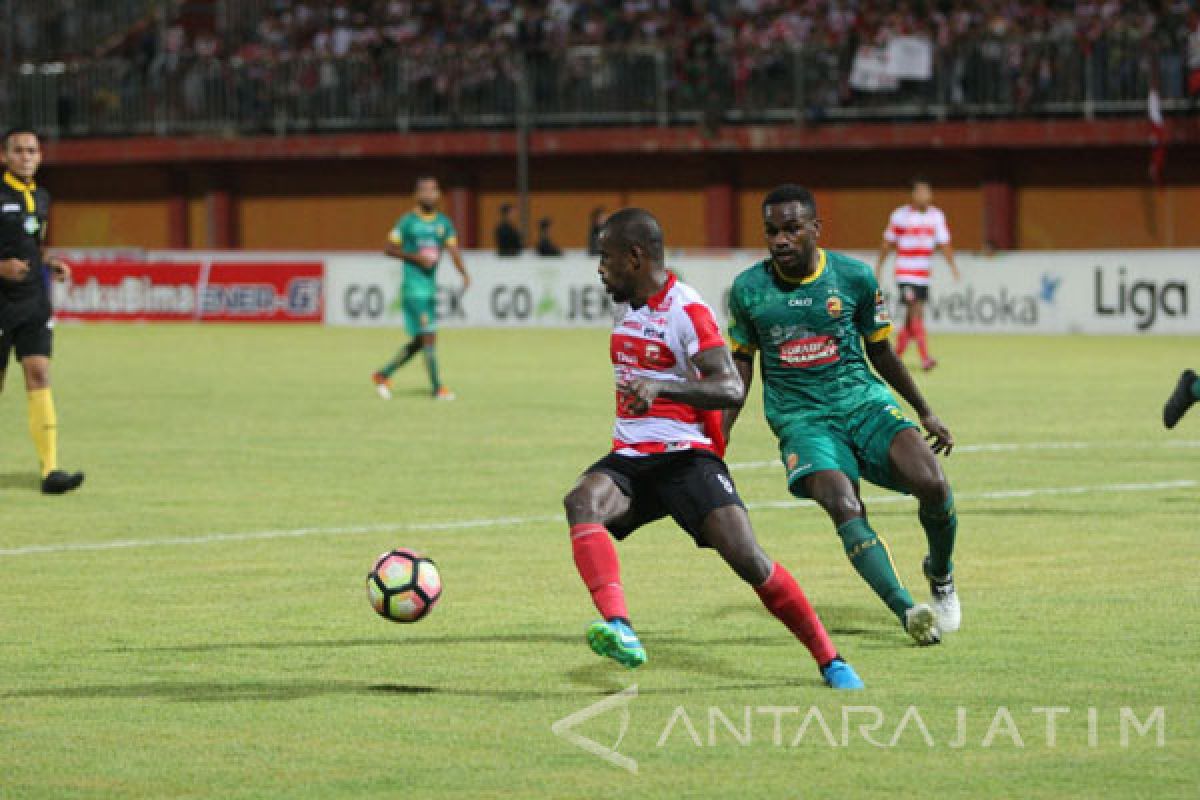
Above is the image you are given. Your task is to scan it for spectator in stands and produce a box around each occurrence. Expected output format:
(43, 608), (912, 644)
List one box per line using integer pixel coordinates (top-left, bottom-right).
(494, 203), (523, 257)
(8, 0), (1194, 135)
(1188, 12), (1200, 105)
(536, 217), (563, 257)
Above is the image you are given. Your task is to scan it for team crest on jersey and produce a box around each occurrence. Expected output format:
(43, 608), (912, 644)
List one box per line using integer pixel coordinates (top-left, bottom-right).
(826, 296), (843, 318)
(24, 216), (39, 235)
(873, 289), (891, 324)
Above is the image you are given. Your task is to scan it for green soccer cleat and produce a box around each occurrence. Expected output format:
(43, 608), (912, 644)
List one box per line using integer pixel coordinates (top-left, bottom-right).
(586, 619), (646, 669)
(1163, 369), (1197, 429)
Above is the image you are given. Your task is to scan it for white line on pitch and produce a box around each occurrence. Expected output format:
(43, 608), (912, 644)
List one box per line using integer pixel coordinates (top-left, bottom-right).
(728, 440), (1200, 470)
(0, 480), (1192, 559)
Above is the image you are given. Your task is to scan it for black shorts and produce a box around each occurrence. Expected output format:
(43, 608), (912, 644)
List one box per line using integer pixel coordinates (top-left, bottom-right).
(0, 299), (54, 367)
(583, 449), (745, 547)
(898, 283), (930, 304)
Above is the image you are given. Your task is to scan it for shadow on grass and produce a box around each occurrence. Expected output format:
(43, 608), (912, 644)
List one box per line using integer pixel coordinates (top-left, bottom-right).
(108, 625), (880, 656)
(0, 471), (38, 491)
(105, 633), (585, 654)
(2, 677), (805, 704)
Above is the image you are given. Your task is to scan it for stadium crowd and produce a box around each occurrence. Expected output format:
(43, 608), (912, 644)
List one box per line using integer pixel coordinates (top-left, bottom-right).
(6, 1), (1200, 133)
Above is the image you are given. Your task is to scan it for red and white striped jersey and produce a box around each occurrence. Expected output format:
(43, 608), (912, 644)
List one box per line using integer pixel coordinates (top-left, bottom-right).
(610, 273), (727, 458)
(883, 204), (951, 286)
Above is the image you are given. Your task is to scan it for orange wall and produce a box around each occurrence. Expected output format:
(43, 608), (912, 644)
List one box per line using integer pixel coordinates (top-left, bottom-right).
(50, 200), (172, 248)
(238, 195), (412, 250)
(1018, 187), (1200, 248)
(39, 178), (1200, 252)
(737, 187), (983, 251)
(479, 190), (622, 250)
(477, 189), (705, 249)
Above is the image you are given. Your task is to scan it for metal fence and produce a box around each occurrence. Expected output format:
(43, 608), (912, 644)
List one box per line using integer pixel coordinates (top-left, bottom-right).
(2, 0), (164, 63)
(2, 36), (1191, 139)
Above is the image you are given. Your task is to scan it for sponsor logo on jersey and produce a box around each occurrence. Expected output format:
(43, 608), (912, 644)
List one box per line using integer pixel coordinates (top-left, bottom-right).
(874, 288), (891, 325)
(612, 333), (677, 370)
(788, 297), (813, 307)
(779, 335), (840, 368)
(641, 325), (667, 340)
(1, 203), (20, 213)
(826, 296), (843, 318)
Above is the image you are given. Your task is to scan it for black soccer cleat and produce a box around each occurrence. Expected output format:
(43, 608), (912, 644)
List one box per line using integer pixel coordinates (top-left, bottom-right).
(1163, 369), (1197, 429)
(42, 470), (85, 495)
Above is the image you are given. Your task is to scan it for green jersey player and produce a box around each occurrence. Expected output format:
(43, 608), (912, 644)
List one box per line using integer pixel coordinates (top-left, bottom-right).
(372, 175), (470, 400)
(723, 185), (960, 645)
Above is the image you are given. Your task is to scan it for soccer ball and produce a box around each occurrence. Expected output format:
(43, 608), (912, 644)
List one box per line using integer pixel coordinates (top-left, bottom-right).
(367, 549), (442, 623)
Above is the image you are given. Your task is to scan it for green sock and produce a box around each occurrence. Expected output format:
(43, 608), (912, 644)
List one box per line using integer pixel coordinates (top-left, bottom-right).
(380, 340), (420, 379)
(1191, 376), (1200, 401)
(836, 517), (913, 621)
(422, 346), (440, 392)
(919, 491), (957, 578)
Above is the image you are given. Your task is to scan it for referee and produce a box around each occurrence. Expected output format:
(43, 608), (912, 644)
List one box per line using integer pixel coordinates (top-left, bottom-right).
(0, 127), (84, 494)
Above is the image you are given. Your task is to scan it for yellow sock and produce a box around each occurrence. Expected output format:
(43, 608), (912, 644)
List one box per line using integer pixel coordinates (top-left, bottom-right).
(27, 388), (58, 478)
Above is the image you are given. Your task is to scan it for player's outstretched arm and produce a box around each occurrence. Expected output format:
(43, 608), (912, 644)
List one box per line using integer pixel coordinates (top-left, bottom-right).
(875, 237), (894, 281)
(621, 346), (745, 414)
(865, 338), (954, 455)
(446, 243), (471, 291)
(722, 352), (755, 443)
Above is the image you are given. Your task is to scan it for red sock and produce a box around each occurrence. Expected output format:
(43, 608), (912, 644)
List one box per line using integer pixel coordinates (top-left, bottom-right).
(754, 563), (837, 667)
(570, 523), (629, 621)
(913, 315), (931, 362)
(895, 323), (911, 356)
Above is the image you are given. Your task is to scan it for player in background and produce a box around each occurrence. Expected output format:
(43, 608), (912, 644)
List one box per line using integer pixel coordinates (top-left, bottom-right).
(0, 127), (84, 494)
(563, 208), (864, 690)
(372, 176), (470, 400)
(1163, 369), (1200, 428)
(875, 176), (960, 371)
(724, 185), (960, 645)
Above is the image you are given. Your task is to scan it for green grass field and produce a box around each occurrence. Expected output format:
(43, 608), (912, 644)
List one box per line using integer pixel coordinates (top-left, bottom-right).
(1, 325), (1197, 799)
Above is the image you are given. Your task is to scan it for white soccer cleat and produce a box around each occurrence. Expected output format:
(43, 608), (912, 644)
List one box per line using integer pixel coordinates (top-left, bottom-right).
(372, 372), (392, 400)
(924, 557), (961, 633)
(904, 603), (941, 646)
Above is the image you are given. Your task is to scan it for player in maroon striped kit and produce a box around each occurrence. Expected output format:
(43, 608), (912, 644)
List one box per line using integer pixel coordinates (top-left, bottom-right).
(561, 208), (863, 690)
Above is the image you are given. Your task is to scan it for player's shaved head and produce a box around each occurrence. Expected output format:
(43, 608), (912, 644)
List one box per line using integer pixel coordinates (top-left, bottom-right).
(602, 208), (664, 264)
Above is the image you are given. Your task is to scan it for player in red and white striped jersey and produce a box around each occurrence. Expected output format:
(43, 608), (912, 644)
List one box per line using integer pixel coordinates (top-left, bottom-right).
(876, 177), (960, 371)
(562, 208), (863, 690)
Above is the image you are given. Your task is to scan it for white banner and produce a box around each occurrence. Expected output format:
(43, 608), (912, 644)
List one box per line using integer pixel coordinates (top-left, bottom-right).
(323, 249), (1198, 336)
(324, 253), (618, 328)
(886, 36), (934, 81)
(849, 46), (900, 92)
(53, 247), (1198, 335)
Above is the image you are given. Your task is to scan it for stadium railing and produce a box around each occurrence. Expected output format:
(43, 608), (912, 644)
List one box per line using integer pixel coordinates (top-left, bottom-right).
(1, 35), (1187, 138)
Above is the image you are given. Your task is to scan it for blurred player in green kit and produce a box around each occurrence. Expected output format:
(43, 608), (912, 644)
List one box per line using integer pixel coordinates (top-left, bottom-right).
(372, 176), (471, 400)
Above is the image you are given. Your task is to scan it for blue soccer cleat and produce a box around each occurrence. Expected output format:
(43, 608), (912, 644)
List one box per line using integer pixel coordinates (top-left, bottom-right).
(820, 657), (865, 690)
(586, 618), (647, 669)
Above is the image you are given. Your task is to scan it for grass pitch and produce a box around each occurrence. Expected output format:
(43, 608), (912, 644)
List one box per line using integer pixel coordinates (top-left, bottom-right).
(1, 326), (1197, 799)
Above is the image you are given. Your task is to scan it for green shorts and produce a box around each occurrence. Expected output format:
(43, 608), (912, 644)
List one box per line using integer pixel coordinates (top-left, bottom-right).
(778, 390), (918, 498)
(402, 293), (437, 336)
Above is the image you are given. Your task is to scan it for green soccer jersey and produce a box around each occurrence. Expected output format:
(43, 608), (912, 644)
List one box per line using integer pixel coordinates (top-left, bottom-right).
(728, 248), (895, 435)
(388, 209), (458, 299)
